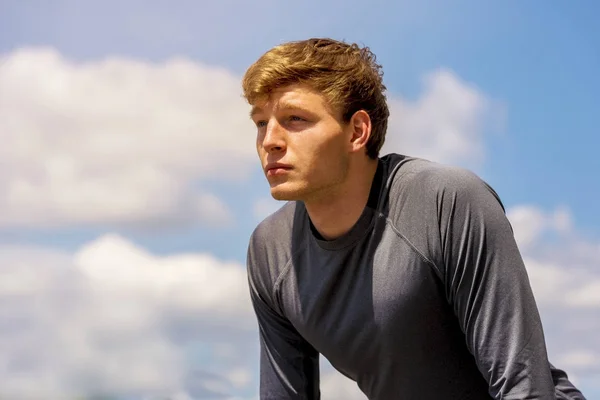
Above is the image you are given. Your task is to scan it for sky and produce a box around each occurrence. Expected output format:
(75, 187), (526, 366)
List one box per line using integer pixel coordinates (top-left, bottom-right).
(0, 0), (599, 399)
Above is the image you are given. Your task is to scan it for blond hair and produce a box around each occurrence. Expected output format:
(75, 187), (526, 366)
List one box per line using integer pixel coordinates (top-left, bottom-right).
(242, 38), (390, 159)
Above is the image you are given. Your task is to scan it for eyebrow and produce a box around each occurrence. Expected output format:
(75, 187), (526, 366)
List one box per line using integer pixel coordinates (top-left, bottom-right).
(249, 103), (309, 119)
(249, 106), (262, 118)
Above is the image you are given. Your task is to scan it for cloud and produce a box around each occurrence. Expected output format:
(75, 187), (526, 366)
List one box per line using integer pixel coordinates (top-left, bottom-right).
(0, 235), (255, 399)
(506, 206), (600, 308)
(193, 193), (235, 228)
(252, 197), (285, 222)
(383, 68), (504, 167)
(507, 205), (572, 249)
(0, 47), (253, 230)
(1, 47), (504, 230)
(320, 365), (366, 400)
(506, 205), (600, 390)
(1, 212), (598, 398)
(559, 351), (600, 371)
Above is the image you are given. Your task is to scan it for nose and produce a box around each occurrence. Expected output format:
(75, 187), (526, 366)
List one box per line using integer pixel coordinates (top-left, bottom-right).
(260, 119), (286, 153)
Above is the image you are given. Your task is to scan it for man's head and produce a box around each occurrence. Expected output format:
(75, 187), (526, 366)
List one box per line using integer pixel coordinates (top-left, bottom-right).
(243, 38), (389, 159)
(242, 38), (389, 202)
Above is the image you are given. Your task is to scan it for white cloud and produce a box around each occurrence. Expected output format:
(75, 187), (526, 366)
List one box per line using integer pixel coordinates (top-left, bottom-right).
(195, 193), (235, 227)
(227, 368), (252, 388)
(383, 68), (504, 167)
(523, 258), (577, 306)
(0, 47), (254, 229)
(0, 235), (255, 399)
(568, 281), (600, 308)
(559, 351), (600, 370)
(1, 47), (505, 230)
(506, 205), (600, 391)
(507, 205), (572, 249)
(320, 364), (366, 400)
(252, 197), (285, 222)
(74, 234), (252, 317)
(1, 209), (598, 398)
(506, 206), (600, 309)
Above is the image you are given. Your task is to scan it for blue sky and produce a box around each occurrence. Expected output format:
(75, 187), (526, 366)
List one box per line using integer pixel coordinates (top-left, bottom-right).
(1, 1), (599, 399)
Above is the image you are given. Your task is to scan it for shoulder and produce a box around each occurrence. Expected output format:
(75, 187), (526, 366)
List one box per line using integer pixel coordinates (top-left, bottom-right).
(383, 154), (504, 213)
(249, 200), (299, 256)
(382, 154), (507, 268)
(247, 201), (302, 300)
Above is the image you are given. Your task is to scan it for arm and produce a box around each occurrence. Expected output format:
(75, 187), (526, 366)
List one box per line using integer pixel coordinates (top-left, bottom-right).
(433, 168), (584, 399)
(247, 240), (320, 400)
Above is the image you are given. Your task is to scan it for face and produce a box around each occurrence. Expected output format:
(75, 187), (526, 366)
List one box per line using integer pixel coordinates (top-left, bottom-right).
(250, 85), (353, 202)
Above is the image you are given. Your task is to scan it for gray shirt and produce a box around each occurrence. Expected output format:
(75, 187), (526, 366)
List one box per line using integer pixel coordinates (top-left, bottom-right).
(247, 154), (585, 399)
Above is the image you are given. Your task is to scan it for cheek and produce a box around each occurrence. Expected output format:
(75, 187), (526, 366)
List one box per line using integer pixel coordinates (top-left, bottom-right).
(317, 132), (347, 158)
(256, 135), (267, 156)
(255, 132), (263, 149)
(307, 137), (346, 173)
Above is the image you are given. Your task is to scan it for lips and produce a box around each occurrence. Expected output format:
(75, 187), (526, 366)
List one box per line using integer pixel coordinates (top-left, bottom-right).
(265, 163), (292, 176)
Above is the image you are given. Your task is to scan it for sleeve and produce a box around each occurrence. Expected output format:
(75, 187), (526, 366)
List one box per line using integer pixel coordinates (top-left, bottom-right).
(247, 239), (320, 400)
(433, 168), (585, 399)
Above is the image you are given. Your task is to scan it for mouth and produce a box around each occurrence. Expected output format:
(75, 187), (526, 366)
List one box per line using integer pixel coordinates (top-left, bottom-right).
(265, 163), (292, 177)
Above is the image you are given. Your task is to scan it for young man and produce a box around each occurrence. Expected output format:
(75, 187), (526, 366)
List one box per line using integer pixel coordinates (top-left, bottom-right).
(243, 38), (586, 399)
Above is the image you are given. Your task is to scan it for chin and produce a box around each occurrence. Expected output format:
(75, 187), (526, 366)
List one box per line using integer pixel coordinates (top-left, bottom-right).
(269, 182), (308, 202)
(270, 188), (299, 201)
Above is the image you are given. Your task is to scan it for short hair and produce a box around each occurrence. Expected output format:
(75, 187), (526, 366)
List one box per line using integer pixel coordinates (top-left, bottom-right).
(242, 38), (390, 159)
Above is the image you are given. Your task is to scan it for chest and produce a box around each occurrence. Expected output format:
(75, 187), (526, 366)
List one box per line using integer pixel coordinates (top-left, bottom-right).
(279, 227), (450, 378)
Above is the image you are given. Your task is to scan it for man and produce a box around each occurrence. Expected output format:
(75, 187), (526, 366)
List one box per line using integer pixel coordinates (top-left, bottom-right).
(243, 38), (585, 399)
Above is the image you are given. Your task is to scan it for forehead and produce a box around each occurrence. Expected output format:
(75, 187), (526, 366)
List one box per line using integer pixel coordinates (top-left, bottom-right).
(250, 84), (332, 117)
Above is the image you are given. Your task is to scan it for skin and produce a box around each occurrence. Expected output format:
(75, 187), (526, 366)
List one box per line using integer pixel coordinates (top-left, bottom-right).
(250, 84), (379, 240)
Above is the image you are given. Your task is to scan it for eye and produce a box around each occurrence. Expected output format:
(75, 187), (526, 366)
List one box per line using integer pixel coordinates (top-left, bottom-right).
(289, 115), (305, 122)
(256, 120), (267, 128)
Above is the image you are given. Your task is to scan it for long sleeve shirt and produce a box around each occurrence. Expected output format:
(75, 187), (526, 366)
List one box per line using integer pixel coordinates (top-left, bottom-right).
(247, 154), (586, 400)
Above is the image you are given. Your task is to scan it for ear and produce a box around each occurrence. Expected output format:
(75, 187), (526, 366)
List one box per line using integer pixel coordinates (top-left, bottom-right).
(348, 110), (372, 154)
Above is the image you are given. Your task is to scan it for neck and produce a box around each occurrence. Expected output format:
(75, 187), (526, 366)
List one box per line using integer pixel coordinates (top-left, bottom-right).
(305, 158), (379, 240)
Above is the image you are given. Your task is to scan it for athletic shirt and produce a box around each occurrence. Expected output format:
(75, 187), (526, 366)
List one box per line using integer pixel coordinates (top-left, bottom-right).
(246, 153), (585, 400)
